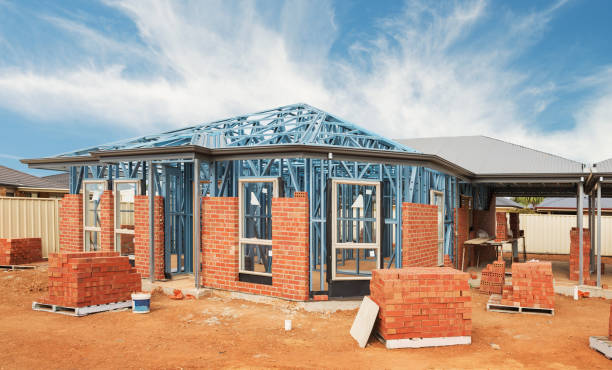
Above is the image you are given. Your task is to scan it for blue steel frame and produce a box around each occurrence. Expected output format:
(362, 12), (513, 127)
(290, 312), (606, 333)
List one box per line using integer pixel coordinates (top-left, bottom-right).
(64, 104), (463, 294)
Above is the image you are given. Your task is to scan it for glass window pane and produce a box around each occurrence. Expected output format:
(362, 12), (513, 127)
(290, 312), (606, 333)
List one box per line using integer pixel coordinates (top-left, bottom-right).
(242, 182), (273, 240)
(241, 243), (272, 274)
(84, 183), (103, 227)
(116, 182), (136, 228)
(336, 183), (377, 244)
(115, 234), (134, 256)
(335, 248), (377, 278)
(85, 230), (101, 251)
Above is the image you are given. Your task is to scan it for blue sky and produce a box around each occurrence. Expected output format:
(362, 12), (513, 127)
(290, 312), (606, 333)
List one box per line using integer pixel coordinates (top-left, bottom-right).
(0, 0), (611, 175)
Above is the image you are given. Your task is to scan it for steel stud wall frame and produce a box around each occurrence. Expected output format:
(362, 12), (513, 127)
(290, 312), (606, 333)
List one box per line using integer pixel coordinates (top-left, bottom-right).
(60, 104), (463, 295)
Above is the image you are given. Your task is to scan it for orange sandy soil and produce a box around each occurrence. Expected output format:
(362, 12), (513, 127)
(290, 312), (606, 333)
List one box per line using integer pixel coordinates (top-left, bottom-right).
(0, 265), (611, 369)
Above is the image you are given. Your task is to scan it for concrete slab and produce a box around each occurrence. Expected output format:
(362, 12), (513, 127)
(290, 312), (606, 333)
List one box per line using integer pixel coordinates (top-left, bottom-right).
(554, 283), (612, 299)
(350, 296), (379, 348)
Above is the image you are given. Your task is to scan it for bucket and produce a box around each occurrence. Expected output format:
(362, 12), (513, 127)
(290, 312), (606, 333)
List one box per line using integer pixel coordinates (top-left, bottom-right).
(131, 292), (151, 314)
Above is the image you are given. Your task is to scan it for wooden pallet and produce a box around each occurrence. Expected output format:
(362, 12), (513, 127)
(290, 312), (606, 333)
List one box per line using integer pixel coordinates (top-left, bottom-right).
(32, 300), (132, 317)
(590, 336), (612, 359)
(0, 264), (36, 270)
(486, 294), (554, 316)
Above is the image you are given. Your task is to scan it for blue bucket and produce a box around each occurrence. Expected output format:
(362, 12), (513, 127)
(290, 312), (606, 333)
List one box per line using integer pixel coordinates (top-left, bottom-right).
(131, 293), (151, 314)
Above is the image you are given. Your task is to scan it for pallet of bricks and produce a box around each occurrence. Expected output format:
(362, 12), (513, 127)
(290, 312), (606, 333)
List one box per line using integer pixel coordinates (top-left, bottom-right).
(479, 258), (505, 295)
(370, 267), (472, 349)
(589, 301), (612, 359)
(40, 251), (141, 308)
(500, 261), (554, 312)
(0, 238), (42, 265)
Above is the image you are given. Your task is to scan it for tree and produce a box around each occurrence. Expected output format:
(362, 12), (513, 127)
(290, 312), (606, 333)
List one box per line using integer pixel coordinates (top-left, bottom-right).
(513, 197), (544, 209)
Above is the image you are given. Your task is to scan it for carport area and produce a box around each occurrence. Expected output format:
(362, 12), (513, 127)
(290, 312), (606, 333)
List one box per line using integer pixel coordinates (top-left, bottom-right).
(401, 136), (609, 289)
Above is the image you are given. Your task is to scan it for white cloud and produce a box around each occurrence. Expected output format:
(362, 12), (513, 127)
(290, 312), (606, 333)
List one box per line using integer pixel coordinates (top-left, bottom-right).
(0, 0), (610, 162)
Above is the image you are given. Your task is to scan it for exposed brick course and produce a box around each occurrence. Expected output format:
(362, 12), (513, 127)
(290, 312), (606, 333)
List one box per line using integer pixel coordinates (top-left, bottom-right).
(134, 196), (165, 280)
(402, 202), (438, 267)
(201, 195), (309, 301)
(370, 267), (472, 340)
(0, 238), (43, 265)
(59, 194), (83, 253)
(43, 252), (141, 307)
(501, 261), (554, 309)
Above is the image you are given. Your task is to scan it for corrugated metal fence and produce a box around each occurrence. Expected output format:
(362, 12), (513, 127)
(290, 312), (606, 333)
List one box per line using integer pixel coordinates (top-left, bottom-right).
(0, 196), (60, 258)
(517, 213), (612, 256)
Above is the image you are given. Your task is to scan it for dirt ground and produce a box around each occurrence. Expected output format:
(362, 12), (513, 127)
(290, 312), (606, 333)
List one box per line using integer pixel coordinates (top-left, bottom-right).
(1, 266), (611, 369)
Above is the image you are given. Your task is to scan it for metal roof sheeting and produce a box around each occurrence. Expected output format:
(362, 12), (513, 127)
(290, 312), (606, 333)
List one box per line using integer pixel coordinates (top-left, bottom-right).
(398, 136), (584, 175)
(594, 158), (612, 173)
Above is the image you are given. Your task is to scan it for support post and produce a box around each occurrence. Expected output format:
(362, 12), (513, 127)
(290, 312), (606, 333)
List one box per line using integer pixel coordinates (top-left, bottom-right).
(597, 180), (602, 287)
(148, 161), (155, 283)
(577, 180), (584, 285)
(193, 157), (201, 289)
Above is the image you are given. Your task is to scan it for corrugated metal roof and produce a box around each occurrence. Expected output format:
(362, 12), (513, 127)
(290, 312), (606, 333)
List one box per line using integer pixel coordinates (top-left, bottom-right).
(397, 136), (584, 175)
(536, 196), (612, 210)
(0, 165), (67, 189)
(594, 158), (612, 173)
(496, 197), (524, 209)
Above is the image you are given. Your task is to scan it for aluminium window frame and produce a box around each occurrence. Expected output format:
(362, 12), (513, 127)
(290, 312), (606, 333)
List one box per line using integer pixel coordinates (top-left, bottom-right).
(238, 177), (279, 277)
(331, 179), (381, 281)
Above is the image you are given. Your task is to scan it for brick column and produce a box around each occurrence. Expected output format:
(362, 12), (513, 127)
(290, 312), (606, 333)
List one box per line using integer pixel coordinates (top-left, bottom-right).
(570, 227), (590, 282)
(495, 212), (507, 241)
(455, 206), (469, 269)
(271, 192), (309, 301)
(402, 202), (438, 267)
(134, 195), (165, 280)
(99, 190), (115, 252)
(59, 194), (83, 253)
(509, 213), (519, 238)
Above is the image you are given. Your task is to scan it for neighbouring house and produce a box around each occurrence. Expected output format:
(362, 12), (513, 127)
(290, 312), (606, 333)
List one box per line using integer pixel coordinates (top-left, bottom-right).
(535, 197), (612, 215)
(21, 105), (608, 298)
(0, 165), (68, 198)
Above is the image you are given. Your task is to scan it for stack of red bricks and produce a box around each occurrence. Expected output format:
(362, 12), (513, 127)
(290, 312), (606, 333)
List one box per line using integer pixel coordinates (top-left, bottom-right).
(0, 238), (42, 265)
(370, 267), (472, 340)
(479, 259), (505, 295)
(570, 228), (591, 282)
(609, 302), (612, 340)
(495, 212), (508, 241)
(501, 261), (554, 309)
(42, 252), (141, 307)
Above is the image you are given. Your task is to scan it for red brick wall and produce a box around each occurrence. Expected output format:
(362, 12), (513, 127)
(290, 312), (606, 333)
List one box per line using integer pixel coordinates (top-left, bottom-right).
(0, 238), (43, 265)
(401, 202), (438, 267)
(455, 206), (469, 269)
(495, 212), (507, 241)
(99, 190), (115, 252)
(44, 252), (141, 307)
(134, 195), (165, 280)
(570, 227), (590, 282)
(201, 194), (309, 301)
(59, 194), (83, 253)
(370, 267), (472, 340)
